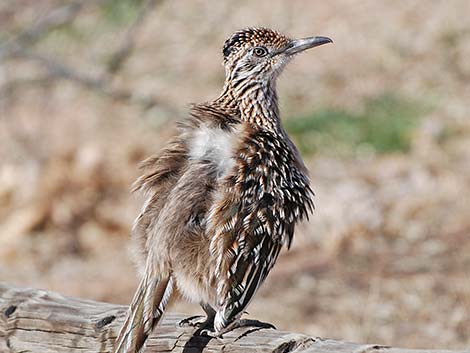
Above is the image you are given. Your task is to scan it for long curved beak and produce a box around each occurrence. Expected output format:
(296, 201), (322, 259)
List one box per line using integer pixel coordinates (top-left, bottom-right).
(283, 36), (333, 56)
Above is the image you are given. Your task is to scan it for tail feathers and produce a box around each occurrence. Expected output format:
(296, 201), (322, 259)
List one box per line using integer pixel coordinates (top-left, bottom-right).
(114, 273), (173, 353)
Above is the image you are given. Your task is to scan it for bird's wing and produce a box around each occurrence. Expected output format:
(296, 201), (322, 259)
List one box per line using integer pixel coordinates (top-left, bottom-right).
(208, 127), (313, 332)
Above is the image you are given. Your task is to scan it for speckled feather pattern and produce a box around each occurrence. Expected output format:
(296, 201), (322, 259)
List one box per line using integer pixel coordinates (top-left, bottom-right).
(223, 27), (291, 59)
(114, 27), (316, 353)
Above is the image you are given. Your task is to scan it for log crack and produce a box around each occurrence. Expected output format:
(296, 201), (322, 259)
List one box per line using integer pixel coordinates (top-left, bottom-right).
(4, 305), (17, 318)
(96, 315), (117, 329)
(273, 337), (316, 353)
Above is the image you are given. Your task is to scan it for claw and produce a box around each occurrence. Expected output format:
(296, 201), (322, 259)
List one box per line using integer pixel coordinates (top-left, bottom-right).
(178, 315), (205, 327)
(198, 328), (226, 343)
(199, 328), (226, 338)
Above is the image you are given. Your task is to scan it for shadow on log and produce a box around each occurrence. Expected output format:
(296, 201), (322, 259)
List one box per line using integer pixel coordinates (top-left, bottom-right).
(0, 283), (468, 353)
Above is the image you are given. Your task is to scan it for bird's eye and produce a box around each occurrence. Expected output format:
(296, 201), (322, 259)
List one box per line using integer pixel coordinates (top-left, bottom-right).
(254, 46), (268, 57)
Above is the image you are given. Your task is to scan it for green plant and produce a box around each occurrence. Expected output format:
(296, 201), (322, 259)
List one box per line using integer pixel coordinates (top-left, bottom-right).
(101, 0), (144, 26)
(284, 94), (427, 157)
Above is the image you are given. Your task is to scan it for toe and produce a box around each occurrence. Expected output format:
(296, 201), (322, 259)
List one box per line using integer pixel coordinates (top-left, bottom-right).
(178, 315), (204, 327)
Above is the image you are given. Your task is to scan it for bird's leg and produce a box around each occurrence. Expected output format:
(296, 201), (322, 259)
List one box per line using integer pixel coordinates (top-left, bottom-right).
(179, 303), (216, 329)
(200, 318), (276, 338)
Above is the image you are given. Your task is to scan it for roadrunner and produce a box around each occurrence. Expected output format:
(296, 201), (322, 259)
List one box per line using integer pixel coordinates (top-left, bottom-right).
(114, 27), (332, 352)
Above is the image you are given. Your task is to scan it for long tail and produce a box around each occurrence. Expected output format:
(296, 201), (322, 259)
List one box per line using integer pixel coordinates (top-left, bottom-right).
(114, 270), (173, 353)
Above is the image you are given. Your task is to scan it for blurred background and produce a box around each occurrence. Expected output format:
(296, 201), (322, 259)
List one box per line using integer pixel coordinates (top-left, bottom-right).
(1, 0), (469, 349)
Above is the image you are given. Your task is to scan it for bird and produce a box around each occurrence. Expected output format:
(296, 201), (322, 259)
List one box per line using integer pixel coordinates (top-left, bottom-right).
(114, 27), (332, 353)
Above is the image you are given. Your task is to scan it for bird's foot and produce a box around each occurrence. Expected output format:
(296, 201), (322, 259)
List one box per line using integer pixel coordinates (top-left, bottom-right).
(199, 319), (275, 338)
(179, 315), (215, 331)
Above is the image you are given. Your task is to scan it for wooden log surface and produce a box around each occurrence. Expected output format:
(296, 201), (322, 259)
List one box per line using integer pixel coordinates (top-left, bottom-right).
(0, 282), (468, 353)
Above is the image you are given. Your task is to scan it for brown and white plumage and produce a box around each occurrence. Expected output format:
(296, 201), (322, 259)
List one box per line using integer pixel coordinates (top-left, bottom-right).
(114, 27), (331, 353)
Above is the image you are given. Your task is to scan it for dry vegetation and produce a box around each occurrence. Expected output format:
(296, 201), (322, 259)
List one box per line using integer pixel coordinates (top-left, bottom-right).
(1, 0), (469, 350)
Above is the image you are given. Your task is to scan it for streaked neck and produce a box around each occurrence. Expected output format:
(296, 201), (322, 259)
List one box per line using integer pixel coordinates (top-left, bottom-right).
(215, 78), (280, 131)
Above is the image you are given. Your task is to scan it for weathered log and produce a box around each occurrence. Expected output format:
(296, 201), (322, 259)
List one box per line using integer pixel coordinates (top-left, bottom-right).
(0, 282), (467, 353)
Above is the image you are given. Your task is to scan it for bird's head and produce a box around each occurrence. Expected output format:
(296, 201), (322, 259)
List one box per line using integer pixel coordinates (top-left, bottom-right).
(222, 27), (332, 89)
